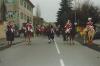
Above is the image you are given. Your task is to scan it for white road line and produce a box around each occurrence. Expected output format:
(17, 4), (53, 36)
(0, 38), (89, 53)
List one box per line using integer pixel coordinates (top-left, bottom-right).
(54, 41), (61, 55)
(54, 40), (65, 66)
(60, 58), (65, 66)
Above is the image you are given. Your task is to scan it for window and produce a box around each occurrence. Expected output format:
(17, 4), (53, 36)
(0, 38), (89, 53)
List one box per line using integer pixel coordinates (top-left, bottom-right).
(24, 15), (26, 20)
(20, 0), (23, 5)
(6, 0), (16, 4)
(25, 15), (27, 21)
(24, 1), (26, 8)
(7, 11), (13, 18)
(20, 12), (23, 19)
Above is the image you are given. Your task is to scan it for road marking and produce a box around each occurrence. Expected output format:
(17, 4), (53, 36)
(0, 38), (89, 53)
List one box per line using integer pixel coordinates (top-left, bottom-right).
(60, 58), (65, 66)
(54, 41), (61, 55)
(54, 40), (65, 66)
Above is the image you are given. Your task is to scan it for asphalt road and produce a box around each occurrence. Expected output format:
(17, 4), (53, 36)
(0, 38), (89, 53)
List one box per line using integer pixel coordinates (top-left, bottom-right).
(0, 36), (100, 66)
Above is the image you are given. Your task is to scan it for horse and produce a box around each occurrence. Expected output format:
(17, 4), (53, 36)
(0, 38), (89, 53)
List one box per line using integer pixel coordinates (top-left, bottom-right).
(25, 30), (33, 45)
(19, 28), (27, 41)
(64, 25), (77, 45)
(65, 28), (71, 40)
(83, 26), (95, 45)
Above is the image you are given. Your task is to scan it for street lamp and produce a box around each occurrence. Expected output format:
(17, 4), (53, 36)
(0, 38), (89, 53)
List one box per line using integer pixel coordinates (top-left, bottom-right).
(74, 0), (80, 26)
(74, 0), (77, 26)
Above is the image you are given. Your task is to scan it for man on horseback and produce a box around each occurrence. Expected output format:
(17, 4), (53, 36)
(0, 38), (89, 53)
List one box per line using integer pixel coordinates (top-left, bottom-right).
(6, 21), (15, 46)
(25, 21), (33, 44)
(84, 18), (95, 45)
(47, 25), (55, 44)
(64, 20), (72, 40)
(86, 18), (94, 29)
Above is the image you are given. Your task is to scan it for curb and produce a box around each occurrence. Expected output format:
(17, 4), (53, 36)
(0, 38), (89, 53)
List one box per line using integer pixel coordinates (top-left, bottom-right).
(76, 35), (100, 52)
(0, 41), (24, 51)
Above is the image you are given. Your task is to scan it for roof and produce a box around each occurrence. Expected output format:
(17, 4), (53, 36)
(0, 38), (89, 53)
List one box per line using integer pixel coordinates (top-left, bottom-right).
(26, 0), (35, 8)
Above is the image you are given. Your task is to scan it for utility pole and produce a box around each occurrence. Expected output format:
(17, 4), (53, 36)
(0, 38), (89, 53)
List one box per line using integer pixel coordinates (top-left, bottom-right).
(74, 0), (80, 25)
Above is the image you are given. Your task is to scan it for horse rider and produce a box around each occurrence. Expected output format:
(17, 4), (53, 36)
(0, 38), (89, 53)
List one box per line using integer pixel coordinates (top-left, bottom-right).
(47, 25), (55, 44)
(62, 20), (72, 41)
(86, 18), (94, 30)
(85, 18), (96, 44)
(25, 21), (33, 43)
(64, 20), (72, 33)
(6, 21), (15, 46)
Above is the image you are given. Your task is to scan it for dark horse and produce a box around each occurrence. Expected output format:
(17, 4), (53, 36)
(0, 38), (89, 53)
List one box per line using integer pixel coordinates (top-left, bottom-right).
(63, 24), (77, 44)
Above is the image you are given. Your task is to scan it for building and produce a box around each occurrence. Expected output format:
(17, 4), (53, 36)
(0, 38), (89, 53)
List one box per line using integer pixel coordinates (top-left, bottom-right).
(0, 0), (4, 21)
(33, 16), (44, 28)
(5, 0), (35, 29)
(0, 0), (6, 39)
(0, 0), (35, 39)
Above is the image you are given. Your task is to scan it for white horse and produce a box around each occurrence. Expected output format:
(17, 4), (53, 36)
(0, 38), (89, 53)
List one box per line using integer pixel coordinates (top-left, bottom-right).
(83, 26), (95, 45)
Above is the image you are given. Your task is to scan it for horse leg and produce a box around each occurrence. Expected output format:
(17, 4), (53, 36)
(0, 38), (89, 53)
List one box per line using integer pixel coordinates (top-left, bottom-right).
(90, 34), (94, 44)
(9, 41), (12, 47)
(69, 36), (72, 45)
(88, 35), (92, 45)
(83, 35), (86, 44)
(63, 33), (66, 41)
(66, 33), (69, 41)
(7, 41), (10, 47)
(28, 35), (31, 45)
(87, 32), (90, 45)
(72, 37), (75, 45)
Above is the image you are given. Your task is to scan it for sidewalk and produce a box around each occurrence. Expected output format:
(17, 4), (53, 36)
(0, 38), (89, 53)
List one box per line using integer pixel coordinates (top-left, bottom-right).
(76, 34), (100, 52)
(93, 40), (100, 45)
(0, 37), (24, 50)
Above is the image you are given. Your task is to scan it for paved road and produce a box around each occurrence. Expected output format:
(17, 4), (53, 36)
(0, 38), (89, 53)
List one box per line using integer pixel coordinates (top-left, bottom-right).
(0, 36), (100, 66)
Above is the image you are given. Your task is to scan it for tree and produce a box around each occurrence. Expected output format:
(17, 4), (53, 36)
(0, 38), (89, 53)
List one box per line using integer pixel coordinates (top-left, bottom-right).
(76, 0), (100, 26)
(56, 0), (73, 27)
(0, 0), (7, 21)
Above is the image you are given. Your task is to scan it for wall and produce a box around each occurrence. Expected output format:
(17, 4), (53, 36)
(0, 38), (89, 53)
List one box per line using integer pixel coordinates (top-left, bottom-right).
(0, 22), (6, 39)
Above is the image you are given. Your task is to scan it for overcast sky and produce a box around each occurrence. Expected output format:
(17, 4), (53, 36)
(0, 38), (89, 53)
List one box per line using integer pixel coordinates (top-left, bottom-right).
(30, 0), (100, 22)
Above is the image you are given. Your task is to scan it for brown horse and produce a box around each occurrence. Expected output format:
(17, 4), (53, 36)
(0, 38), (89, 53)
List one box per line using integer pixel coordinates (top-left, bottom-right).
(26, 30), (33, 45)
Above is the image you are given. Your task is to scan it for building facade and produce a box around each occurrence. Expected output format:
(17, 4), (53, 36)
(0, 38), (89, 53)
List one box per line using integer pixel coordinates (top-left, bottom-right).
(33, 16), (45, 28)
(5, 0), (34, 29)
(0, 0), (3, 21)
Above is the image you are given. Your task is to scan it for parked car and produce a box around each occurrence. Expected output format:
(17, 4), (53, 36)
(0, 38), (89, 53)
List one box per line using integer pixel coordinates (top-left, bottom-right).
(94, 26), (100, 39)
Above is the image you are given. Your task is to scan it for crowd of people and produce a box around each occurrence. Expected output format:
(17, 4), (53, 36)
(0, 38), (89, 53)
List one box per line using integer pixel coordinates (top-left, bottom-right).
(5, 17), (96, 46)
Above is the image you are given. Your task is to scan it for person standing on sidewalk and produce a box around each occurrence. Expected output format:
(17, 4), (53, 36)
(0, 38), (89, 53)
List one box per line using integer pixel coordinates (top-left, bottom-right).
(6, 21), (15, 46)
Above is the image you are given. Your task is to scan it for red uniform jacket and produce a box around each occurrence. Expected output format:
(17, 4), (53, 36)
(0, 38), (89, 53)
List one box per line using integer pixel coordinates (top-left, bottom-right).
(86, 21), (93, 26)
(26, 23), (32, 31)
(64, 23), (72, 29)
(7, 25), (13, 31)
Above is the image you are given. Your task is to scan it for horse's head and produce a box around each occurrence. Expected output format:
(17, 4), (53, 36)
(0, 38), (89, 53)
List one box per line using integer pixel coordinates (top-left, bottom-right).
(82, 27), (88, 35)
